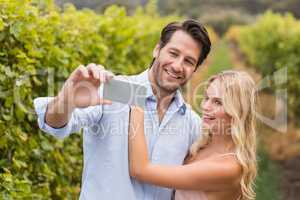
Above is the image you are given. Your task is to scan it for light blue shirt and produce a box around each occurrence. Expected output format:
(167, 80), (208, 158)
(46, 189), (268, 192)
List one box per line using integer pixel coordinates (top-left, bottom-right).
(34, 70), (202, 200)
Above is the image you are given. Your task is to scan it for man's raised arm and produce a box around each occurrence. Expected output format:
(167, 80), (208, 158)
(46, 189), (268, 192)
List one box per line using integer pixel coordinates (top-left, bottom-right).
(34, 63), (113, 137)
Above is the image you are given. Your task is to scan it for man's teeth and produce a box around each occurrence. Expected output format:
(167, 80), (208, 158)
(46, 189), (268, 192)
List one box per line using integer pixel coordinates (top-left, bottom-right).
(166, 70), (180, 79)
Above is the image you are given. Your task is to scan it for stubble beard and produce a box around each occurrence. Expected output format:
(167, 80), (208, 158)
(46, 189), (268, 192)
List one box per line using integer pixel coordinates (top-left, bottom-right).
(151, 62), (177, 97)
(150, 58), (190, 98)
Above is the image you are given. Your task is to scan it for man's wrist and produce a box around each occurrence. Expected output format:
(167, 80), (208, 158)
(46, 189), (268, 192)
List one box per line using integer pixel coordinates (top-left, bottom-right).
(56, 89), (75, 110)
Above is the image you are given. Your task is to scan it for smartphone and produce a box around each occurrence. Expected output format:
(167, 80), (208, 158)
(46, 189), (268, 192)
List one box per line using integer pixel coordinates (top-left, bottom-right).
(103, 78), (147, 108)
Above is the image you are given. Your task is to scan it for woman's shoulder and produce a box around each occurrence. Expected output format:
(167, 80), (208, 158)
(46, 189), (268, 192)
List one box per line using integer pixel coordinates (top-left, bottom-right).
(191, 152), (242, 182)
(210, 153), (242, 185)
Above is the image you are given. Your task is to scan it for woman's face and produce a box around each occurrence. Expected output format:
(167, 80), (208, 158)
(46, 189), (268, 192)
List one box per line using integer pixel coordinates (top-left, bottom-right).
(201, 79), (232, 135)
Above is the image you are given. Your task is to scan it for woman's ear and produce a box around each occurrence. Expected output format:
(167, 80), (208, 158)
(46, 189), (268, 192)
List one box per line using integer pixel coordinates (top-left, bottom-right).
(153, 44), (160, 58)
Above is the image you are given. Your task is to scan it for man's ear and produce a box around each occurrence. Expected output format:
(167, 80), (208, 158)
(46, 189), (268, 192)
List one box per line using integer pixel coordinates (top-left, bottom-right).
(153, 44), (160, 58)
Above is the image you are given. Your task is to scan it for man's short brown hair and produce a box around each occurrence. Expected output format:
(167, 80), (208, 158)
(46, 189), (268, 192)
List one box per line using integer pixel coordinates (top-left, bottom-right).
(158, 19), (211, 68)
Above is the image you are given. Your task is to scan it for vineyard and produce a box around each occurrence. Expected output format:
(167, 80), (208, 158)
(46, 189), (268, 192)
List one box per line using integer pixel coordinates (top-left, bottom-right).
(225, 11), (300, 200)
(1, 0), (300, 199)
(0, 1), (179, 198)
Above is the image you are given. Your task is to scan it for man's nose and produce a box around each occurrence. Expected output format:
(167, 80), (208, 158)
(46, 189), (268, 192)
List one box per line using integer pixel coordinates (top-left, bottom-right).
(172, 58), (183, 73)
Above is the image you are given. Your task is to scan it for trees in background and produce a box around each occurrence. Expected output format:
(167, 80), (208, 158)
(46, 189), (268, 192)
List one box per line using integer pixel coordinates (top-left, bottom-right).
(55, 0), (300, 35)
(0, 0), (178, 198)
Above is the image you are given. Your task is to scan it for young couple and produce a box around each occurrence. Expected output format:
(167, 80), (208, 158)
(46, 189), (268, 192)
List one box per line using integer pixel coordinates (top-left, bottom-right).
(34, 19), (257, 200)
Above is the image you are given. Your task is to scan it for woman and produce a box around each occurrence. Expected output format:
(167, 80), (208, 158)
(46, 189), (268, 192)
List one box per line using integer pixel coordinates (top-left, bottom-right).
(128, 70), (257, 200)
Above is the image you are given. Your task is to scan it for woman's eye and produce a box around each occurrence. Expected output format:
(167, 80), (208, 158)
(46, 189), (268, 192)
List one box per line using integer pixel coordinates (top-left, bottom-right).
(214, 100), (222, 106)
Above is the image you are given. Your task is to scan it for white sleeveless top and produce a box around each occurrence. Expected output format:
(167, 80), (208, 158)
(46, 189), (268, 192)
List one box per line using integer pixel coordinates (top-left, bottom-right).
(174, 153), (241, 200)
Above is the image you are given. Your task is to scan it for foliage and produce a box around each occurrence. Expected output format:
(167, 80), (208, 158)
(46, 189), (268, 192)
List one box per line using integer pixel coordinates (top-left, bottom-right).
(200, 9), (253, 36)
(256, 150), (282, 200)
(205, 26), (219, 45)
(0, 0), (178, 199)
(225, 25), (243, 44)
(205, 40), (232, 77)
(157, 0), (300, 19)
(56, 0), (300, 18)
(226, 11), (300, 125)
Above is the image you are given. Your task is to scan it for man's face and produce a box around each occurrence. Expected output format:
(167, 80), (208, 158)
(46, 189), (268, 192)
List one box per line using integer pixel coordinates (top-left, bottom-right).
(151, 30), (202, 94)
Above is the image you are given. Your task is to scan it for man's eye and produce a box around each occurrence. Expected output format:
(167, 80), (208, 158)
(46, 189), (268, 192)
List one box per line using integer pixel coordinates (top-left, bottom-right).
(185, 59), (194, 66)
(170, 52), (178, 57)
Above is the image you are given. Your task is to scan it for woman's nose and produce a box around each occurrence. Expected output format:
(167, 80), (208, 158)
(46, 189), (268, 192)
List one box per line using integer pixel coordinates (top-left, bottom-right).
(201, 99), (212, 111)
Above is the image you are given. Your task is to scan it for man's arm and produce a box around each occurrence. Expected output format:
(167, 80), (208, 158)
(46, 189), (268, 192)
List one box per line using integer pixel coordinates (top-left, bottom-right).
(34, 97), (103, 138)
(45, 94), (73, 129)
(45, 64), (112, 128)
(34, 63), (112, 138)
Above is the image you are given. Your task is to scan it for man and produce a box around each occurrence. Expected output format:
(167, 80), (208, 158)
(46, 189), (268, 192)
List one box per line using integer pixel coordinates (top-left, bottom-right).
(34, 19), (211, 200)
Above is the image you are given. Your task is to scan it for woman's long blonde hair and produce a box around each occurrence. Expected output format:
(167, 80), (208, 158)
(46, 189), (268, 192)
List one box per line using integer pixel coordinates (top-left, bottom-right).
(189, 70), (257, 200)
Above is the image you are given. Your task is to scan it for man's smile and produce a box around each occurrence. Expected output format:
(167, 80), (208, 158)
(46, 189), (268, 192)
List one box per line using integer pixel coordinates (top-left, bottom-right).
(164, 68), (182, 80)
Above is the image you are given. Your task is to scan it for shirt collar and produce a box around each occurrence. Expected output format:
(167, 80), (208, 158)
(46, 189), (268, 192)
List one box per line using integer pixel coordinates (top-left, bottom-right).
(135, 69), (187, 115)
(174, 89), (187, 115)
(132, 69), (153, 98)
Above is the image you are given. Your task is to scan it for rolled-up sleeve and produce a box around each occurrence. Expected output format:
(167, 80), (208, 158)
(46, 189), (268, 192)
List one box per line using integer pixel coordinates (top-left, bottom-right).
(33, 97), (103, 139)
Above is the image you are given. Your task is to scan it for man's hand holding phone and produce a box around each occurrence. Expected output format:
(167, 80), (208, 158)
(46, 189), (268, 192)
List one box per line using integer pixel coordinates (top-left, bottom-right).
(45, 63), (113, 128)
(103, 78), (147, 108)
(57, 63), (114, 110)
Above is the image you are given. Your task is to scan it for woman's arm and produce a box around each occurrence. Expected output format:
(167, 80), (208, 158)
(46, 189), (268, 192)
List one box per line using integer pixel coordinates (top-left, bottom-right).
(128, 106), (242, 191)
(128, 106), (150, 177)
